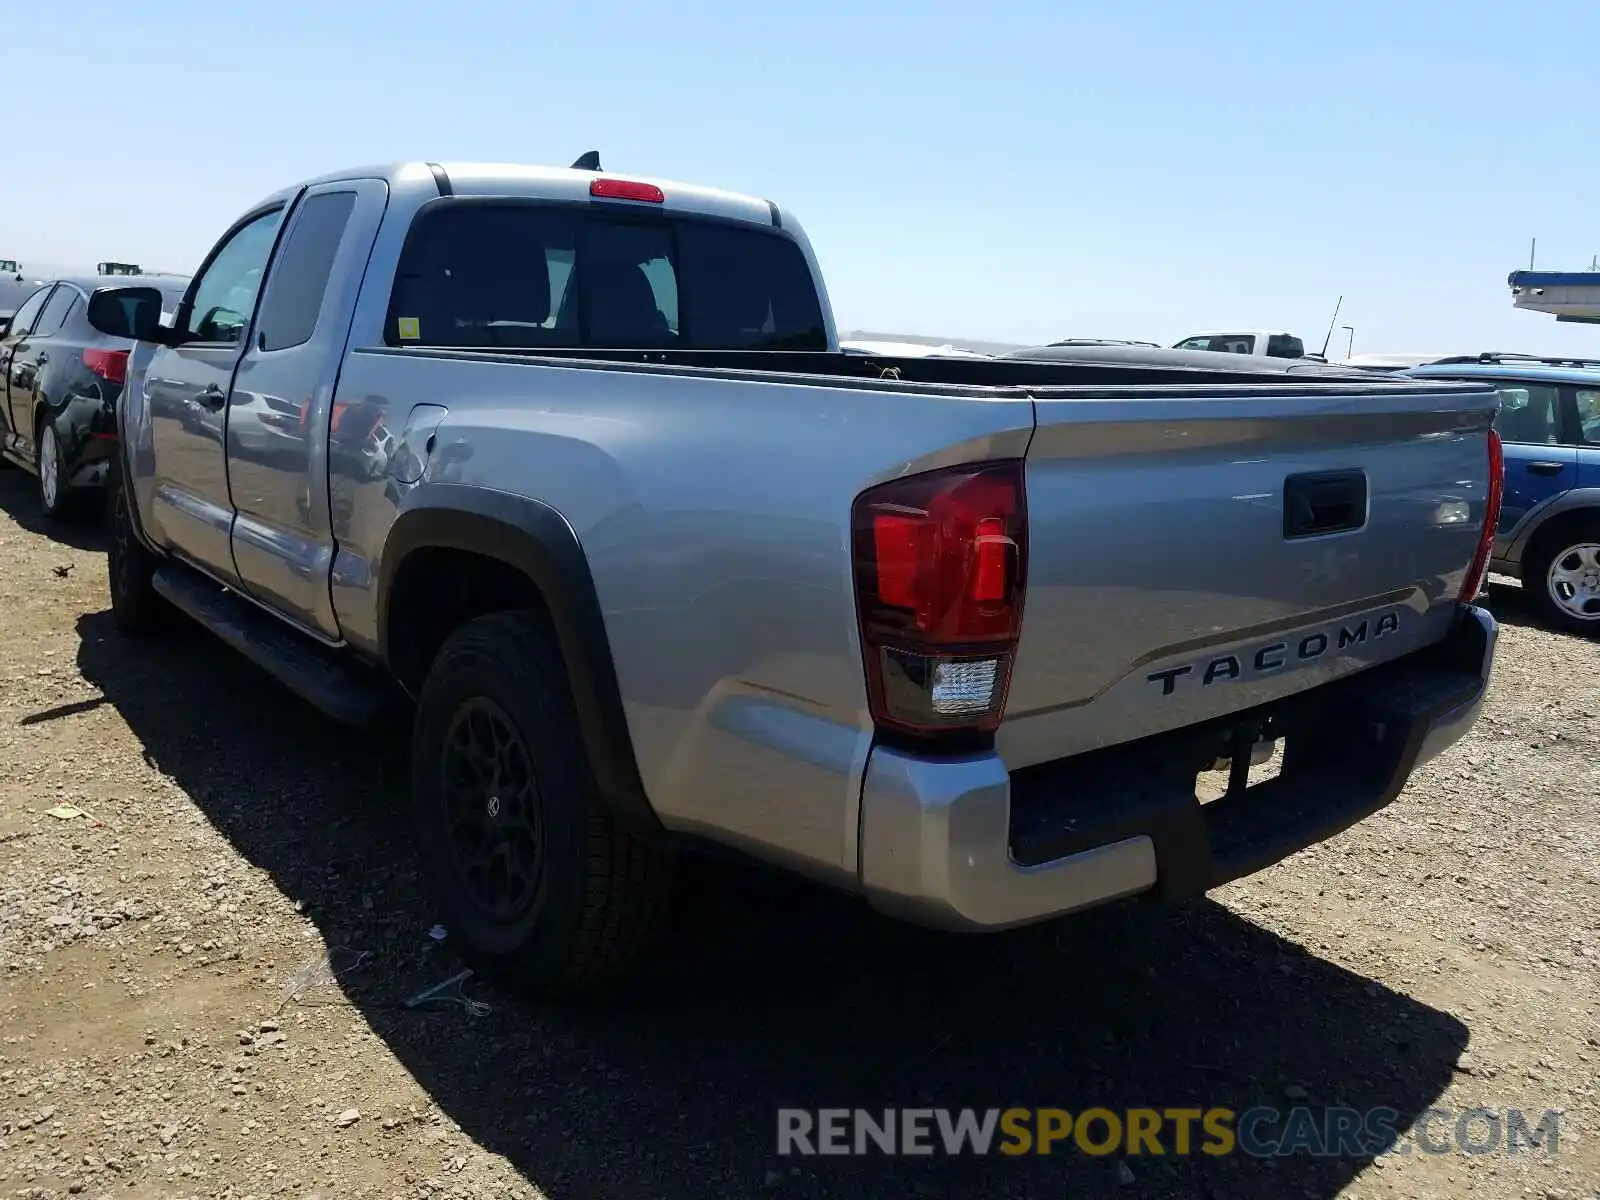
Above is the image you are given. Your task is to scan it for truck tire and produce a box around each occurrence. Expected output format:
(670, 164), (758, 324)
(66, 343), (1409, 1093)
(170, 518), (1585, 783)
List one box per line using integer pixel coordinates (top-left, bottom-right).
(411, 609), (675, 996)
(1524, 515), (1600, 636)
(105, 456), (170, 635)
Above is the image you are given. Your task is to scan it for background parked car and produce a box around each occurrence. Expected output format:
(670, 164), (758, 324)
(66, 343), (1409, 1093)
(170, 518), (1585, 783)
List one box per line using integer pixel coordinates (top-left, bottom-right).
(1407, 352), (1600, 634)
(0, 274), (189, 520)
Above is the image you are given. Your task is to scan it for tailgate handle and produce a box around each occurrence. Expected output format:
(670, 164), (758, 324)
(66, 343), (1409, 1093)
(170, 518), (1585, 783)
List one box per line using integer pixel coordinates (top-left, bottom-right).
(1283, 470), (1367, 539)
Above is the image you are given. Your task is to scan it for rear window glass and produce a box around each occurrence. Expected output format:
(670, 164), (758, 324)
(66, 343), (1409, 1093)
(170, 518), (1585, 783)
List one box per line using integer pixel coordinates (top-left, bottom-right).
(386, 202), (826, 351)
(256, 190), (358, 351)
(1491, 384), (1561, 445)
(1576, 389), (1600, 446)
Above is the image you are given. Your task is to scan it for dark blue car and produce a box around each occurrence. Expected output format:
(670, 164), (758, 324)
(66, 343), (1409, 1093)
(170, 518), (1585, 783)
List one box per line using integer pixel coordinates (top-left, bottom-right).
(1407, 353), (1600, 634)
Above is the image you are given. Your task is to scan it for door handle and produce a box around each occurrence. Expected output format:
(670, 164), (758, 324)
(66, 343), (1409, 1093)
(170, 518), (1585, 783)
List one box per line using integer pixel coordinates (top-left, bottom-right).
(196, 385), (227, 411)
(1526, 461), (1565, 476)
(1283, 469), (1368, 539)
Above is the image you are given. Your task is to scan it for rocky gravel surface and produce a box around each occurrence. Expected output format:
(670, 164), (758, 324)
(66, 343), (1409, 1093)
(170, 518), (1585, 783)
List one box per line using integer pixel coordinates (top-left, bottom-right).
(0, 467), (1596, 1200)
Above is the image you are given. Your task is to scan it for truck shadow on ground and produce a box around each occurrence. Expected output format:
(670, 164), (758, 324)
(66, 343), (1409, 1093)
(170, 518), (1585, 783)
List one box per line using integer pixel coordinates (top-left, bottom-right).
(63, 607), (1470, 1200)
(1478, 577), (1570, 637)
(0, 469), (110, 552)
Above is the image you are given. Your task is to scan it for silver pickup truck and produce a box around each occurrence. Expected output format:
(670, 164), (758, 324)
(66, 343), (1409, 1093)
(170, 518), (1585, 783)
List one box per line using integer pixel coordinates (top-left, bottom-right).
(83, 158), (1504, 998)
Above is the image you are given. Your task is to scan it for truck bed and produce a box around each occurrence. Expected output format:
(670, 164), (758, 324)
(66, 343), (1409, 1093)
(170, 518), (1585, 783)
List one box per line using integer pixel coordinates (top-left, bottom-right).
(387, 342), (1418, 392)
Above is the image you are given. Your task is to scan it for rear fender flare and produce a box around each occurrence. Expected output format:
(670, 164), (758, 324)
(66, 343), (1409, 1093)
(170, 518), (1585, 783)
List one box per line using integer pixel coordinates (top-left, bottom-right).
(377, 485), (660, 834)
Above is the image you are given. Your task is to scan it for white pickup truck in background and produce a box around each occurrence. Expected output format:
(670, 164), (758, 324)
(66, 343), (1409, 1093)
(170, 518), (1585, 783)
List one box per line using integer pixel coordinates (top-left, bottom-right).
(1173, 329), (1308, 358)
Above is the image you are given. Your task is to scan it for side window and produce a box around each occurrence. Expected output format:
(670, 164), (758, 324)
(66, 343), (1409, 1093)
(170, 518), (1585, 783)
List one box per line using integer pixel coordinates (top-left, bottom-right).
(33, 286), (78, 337)
(1266, 334), (1304, 358)
(1491, 384), (1561, 445)
(183, 209), (285, 345)
(254, 191), (358, 352)
(6, 286), (54, 336)
(1575, 389), (1600, 446)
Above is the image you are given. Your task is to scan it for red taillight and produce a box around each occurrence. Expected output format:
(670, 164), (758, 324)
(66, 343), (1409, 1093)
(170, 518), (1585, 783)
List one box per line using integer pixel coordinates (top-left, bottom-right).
(1459, 428), (1504, 603)
(83, 348), (129, 384)
(589, 178), (665, 203)
(851, 461), (1028, 739)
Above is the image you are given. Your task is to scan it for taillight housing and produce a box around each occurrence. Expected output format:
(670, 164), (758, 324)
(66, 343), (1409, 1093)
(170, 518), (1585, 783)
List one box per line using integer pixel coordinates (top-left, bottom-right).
(851, 460), (1028, 741)
(1458, 428), (1504, 603)
(83, 348), (129, 385)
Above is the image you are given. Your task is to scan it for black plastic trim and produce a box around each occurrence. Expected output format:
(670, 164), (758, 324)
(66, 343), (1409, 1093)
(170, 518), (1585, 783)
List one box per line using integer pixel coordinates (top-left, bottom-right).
(377, 486), (662, 834)
(1008, 606), (1492, 896)
(354, 344), (1497, 402)
(426, 162), (453, 197)
(766, 200), (782, 228)
(152, 565), (390, 726)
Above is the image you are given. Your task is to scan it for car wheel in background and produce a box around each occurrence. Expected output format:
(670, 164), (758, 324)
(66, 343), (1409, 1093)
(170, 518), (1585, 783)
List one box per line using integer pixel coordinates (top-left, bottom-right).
(1526, 517), (1600, 636)
(36, 420), (75, 520)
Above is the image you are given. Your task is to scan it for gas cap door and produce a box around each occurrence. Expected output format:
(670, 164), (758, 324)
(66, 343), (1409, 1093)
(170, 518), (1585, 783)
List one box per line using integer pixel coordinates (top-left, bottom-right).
(391, 403), (448, 485)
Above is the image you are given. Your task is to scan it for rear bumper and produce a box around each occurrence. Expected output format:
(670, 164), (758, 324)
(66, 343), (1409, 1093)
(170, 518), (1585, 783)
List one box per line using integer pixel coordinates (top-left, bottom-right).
(859, 603), (1497, 931)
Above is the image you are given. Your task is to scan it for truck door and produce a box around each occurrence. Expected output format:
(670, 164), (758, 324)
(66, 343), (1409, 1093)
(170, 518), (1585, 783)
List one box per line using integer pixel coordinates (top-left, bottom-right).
(141, 205), (287, 576)
(225, 179), (388, 639)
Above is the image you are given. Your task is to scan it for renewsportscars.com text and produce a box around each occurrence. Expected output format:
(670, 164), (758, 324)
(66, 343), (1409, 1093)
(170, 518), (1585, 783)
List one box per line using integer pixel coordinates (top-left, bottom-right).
(776, 1106), (1561, 1158)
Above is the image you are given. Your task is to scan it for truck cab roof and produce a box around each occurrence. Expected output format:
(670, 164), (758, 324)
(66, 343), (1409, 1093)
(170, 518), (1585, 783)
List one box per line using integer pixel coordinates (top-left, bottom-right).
(250, 161), (788, 235)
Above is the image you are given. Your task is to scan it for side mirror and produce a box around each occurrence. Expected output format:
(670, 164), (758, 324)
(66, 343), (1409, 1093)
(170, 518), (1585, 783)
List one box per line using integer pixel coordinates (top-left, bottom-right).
(86, 285), (178, 344)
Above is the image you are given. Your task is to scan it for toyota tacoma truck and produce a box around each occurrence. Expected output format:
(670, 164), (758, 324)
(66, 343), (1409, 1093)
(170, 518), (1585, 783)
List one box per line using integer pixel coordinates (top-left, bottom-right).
(83, 157), (1503, 998)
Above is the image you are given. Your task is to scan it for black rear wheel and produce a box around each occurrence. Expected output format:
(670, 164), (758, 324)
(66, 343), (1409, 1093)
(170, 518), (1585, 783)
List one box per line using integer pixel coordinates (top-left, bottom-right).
(411, 609), (675, 996)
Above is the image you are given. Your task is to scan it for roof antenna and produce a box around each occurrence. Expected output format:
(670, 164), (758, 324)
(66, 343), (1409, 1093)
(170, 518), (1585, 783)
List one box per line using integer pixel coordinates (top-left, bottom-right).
(571, 150), (601, 171)
(1318, 295), (1344, 358)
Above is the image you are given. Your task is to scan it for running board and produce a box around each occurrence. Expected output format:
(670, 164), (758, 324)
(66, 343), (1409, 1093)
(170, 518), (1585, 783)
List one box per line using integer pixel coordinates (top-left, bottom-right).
(151, 565), (390, 726)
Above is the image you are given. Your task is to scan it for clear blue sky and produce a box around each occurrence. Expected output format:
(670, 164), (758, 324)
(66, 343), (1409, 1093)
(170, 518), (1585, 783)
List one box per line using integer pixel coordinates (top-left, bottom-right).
(6, 0), (1598, 355)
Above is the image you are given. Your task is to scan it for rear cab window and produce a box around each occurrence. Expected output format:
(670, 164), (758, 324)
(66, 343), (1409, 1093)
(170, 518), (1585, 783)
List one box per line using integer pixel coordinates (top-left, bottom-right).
(254, 190), (359, 351)
(385, 201), (826, 351)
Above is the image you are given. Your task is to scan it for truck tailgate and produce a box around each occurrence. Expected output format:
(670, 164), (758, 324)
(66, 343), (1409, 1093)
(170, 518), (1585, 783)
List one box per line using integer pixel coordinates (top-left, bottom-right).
(998, 380), (1498, 772)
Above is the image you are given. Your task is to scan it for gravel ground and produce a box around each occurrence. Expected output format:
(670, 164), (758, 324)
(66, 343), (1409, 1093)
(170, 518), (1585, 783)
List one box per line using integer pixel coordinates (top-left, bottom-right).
(0, 466), (1596, 1200)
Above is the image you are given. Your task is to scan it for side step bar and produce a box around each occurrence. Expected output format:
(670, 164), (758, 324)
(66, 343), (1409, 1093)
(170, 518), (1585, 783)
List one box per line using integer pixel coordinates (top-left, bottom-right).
(152, 565), (391, 726)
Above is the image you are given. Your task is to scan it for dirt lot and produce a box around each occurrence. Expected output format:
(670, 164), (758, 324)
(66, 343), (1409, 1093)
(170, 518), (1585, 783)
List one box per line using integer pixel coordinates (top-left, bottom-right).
(0, 467), (1596, 1200)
